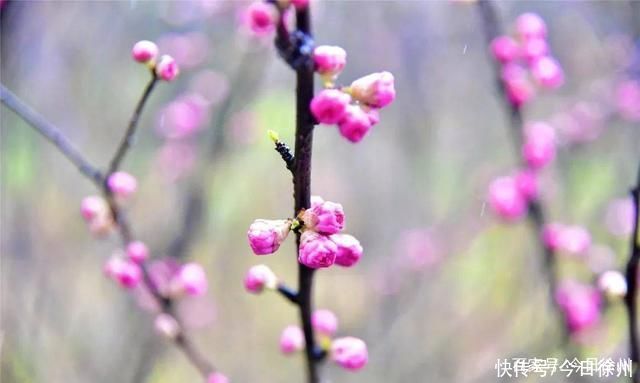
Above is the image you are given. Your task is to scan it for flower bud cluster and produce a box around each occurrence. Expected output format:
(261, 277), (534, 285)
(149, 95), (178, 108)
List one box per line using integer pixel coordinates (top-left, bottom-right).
(490, 13), (563, 107)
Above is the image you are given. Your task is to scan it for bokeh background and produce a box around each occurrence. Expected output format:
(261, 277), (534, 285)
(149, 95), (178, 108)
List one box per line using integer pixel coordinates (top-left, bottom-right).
(1, 1), (640, 382)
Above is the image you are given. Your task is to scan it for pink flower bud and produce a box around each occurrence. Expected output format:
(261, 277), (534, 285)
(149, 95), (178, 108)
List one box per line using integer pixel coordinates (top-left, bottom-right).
(280, 325), (304, 354)
(530, 56), (564, 89)
(298, 231), (337, 269)
(331, 337), (368, 371)
(349, 71), (396, 109)
(330, 234), (363, 267)
(132, 40), (159, 63)
(247, 219), (291, 255)
(521, 37), (548, 61)
(501, 62), (528, 83)
(338, 105), (372, 143)
(302, 200), (345, 234)
(207, 373), (230, 383)
(244, 264), (278, 294)
(312, 309), (338, 336)
(490, 35), (519, 63)
(313, 45), (347, 77)
(597, 270), (627, 298)
(555, 280), (601, 334)
(89, 215), (114, 237)
(103, 256), (124, 278)
(107, 171), (138, 199)
(154, 313), (180, 339)
(310, 195), (324, 208)
(80, 195), (107, 221)
(488, 176), (527, 221)
(364, 107), (380, 126)
(542, 222), (565, 251)
(515, 13), (547, 41)
(558, 225), (591, 256)
(310, 89), (351, 124)
(126, 241), (149, 264)
(522, 122), (556, 169)
(615, 80), (640, 122)
(245, 2), (277, 36)
(176, 263), (208, 296)
(105, 256), (142, 289)
(505, 76), (535, 107)
(514, 170), (538, 201)
(155, 55), (179, 82)
(291, 0), (309, 10)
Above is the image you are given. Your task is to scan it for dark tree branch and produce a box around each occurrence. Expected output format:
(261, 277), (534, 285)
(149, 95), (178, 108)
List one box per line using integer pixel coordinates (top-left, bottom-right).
(290, 7), (321, 383)
(1, 85), (103, 185)
(476, 0), (570, 342)
(108, 73), (158, 175)
(273, 4), (321, 382)
(624, 162), (640, 383)
(0, 83), (217, 380)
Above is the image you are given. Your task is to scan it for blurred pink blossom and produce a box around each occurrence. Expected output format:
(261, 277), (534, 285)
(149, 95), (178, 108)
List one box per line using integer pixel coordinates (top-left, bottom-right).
(240, 2), (277, 37)
(488, 176), (528, 221)
(555, 280), (601, 334)
(175, 294), (217, 329)
(331, 337), (368, 371)
(490, 35), (520, 63)
(605, 197), (635, 237)
(156, 142), (197, 183)
(615, 79), (640, 121)
(557, 225), (592, 257)
(280, 325), (304, 354)
(515, 13), (547, 41)
(157, 32), (209, 69)
(189, 70), (230, 106)
(157, 94), (210, 140)
(521, 37), (548, 62)
(395, 228), (442, 271)
(530, 56), (564, 89)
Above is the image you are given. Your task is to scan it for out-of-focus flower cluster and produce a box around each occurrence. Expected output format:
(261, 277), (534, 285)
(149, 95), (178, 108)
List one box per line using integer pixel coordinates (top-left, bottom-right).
(490, 13), (564, 107)
(486, 13), (638, 341)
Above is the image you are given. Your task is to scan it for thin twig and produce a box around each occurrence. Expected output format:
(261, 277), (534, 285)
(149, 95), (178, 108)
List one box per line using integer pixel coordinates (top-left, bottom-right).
(1, 85), (103, 185)
(108, 73), (158, 175)
(1, 82), (217, 380)
(624, 162), (640, 383)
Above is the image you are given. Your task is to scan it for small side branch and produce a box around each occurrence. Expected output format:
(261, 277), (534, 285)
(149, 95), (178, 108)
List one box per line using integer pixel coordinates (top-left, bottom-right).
(268, 130), (295, 173)
(624, 162), (640, 383)
(277, 282), (299, 304)
(108, 73), (158, 174)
